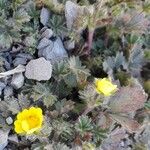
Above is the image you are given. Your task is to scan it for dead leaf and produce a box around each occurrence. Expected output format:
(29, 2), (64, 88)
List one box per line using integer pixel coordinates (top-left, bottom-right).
(109, 114), (141, 133)
(108, 84), (148, 113)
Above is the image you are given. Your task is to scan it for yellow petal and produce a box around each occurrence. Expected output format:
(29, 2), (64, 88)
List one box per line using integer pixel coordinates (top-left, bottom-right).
(14, 120), (24, 134)
(14, 107), (43, 135)
(21, 120), (30, 132)
(95, 78), (117, 96)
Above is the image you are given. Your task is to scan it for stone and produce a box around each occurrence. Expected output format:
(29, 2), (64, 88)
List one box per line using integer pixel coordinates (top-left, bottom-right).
(0, 129), (9, 150)
(37, 38), (53, 50)
(13, 53), (33, 67)
(4, 86), (13, 97)
(11, 73), (24, 89)
(38, 38), (68, 64)
(64, 40), (75, 50)
(8, 135), (19, 145)
(41, 28), (53, 39)
(65, 1), (79, 29)
(25, 57), (52, 81)
(6, 117), (13, 125)
(13, 58), (27, 67)
(40, 7), (50, 26)
(0, 81), (6, 95)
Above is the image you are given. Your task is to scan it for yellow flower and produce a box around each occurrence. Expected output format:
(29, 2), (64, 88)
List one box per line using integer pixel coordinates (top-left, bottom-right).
(95, 78), (117, 96)
(14, 107), (43, 134)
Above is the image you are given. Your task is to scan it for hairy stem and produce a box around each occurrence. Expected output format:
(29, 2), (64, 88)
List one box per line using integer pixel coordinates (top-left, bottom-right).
(87, 29), (95, 55)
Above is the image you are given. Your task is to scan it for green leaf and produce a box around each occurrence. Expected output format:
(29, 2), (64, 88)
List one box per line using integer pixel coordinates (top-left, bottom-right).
(14, 8), (30, 25)
(63, 73), (77, 88)
(52, 119), (73, 141)
(53, 143), (70, 150)
(55, 99), (74, 114)
(31, 82), (57, 107)
(68, 56), (90, 76)
(103, 52), (127, 76)
(128, 43), (144, 75)
(43, 94), (57, 108)
(0, 97), (21, 115)
(92, 126), (107, 143)
(79, 85), (102, 108)
(0, 33), (13, 49)
(75, 116), (93, 136)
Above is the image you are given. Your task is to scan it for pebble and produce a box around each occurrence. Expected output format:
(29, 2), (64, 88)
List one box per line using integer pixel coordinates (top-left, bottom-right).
(0, 81), (6, 95)
(13, 53), (33, 67)
(64, 40), (75, 50)
(4, 86), (13, 97)
(25, 57), (52, 81)
(11, 73), (24, 89)
(41, 28), (53, 39)
(0, 130), (8, 150)
(6, 117), (13, 125)
(40, 7), (50, 26)
(38, 38), (68, 64)
(8, 135), (19, 144)
(37, 38), (53, 50)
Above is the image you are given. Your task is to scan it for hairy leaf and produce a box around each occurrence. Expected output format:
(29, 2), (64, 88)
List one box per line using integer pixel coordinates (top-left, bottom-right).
(108, 81), (148, 113)
(103, 52), (127, 76)
(75, 116), (93, 136)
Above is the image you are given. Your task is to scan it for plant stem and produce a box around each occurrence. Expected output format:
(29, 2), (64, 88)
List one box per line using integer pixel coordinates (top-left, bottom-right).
(81, 107), (93, 116)
(87, 29), (95, 55)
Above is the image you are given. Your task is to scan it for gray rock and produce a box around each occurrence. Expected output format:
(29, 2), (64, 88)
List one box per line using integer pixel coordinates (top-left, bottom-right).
(38, 38), (68, 64)
(41, 28), (53, 39)
(65, 1), (79, 29)
(13, 58), (27, 67)
(64, 40), (75, 50)
(0, 130), (9, 150)
(6, 117), (13, 125)
(40, 7), (50, 26)
(25, 57), (52, 81)
(37, 38), (53, 50)
(11, 73), (24, 89)
(13, 53), (33, 67)
(4, 86), (13, 97)
(17, 53), (33, 60)
(0, 82), (6, 95)
(8, 135), (19, 145)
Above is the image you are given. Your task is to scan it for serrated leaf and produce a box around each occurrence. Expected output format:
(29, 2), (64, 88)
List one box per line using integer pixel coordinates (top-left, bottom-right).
(128, 43), (144, 75)
(53, 143), (70, 150)
(63, 73), (77, 88)
(17, 94), (30, 109)
(108, 83), (148, 113)
(52, 119), (73, 141)
(68, 56), (90, 76)
(55, 99), (75, 114)
(103, 52), (127, 76)
(14, 8), (30, 25)
(79, 84), (102, 108)
(75, 116), (93, 136)
(0, 33), (13, 49)
(31, 82), (57, 107)
(0, 97), (20, 115)
(43, 94), (57, 108)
